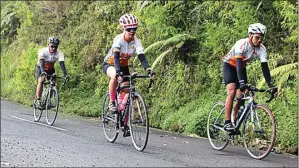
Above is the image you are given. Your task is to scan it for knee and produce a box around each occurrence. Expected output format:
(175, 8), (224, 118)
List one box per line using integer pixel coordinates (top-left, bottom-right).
(227, 87), (236, 98)
(110, 74), (117, 81)
(38, 77), (44, 83)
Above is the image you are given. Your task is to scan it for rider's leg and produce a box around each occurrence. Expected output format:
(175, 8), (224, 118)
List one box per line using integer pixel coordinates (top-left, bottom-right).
(233, 89), (244, 119)
(225, 83), (237, 122)
(35, 66), (44, 100)
(106, 66), (118, 112)
(119, 66), (130, 125)
(223, 62), (238, 130)
(36, 77), (44, 99)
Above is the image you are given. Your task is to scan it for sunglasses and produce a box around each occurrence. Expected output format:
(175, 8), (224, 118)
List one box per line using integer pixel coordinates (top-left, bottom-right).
(125, 27), (137, 32)
(252, 35), (264, 41)
(50, 45), (58, 49)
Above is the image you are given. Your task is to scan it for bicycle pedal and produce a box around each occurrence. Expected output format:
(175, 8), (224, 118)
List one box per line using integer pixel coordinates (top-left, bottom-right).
(123, 131), (131, 137)
(228, 129), (241, 136)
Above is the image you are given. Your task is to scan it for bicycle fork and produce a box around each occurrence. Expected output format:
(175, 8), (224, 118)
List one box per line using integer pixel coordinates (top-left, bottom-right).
(249, 105), (264, 134)
(120, 93), (131, 127)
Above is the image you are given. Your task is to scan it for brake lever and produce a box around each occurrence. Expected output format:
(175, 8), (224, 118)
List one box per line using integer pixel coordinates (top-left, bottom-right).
(147, 78), (154, 89)
(266, 93), (275, 103)
(237, 93), (245, 101)
(266, 87), (277, 103)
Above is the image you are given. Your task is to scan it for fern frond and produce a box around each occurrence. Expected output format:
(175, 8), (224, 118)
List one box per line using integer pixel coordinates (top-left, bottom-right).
(270, 62), (298, 77)
(277, 73), (290, 91)
(258, 62), (298, 88)
(277, 69), (297, 91)
(145, 34), (195, 54)
(151, 47), (174, 69)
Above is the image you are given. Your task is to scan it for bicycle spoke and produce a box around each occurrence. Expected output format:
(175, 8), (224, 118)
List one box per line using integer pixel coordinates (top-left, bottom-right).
(129, 93), (149, 151)
(46, 88), (59, 125)
(33, 95), (43, 122)
(207, 102), (229, 150)
(102, 92), (119, 143)
(242, 105), (276, 159)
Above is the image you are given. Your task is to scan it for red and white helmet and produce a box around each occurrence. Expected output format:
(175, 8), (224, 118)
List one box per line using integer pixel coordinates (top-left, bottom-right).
(119, 14), (139, 28)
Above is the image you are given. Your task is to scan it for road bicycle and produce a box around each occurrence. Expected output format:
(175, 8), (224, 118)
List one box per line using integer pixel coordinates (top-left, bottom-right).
(33, 73), (67, 126)
(101, 72), (153, 151)
(207, 84), (277, 159)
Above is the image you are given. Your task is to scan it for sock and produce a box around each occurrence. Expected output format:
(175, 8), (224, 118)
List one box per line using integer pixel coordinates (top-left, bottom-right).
(225, 120), (231, 124)
(109, 91), (116, 102)
(124, 113), (129, 125)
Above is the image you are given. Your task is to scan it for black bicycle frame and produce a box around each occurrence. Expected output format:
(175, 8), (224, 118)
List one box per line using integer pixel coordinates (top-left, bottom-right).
(234, 101), (254, 129)
(116, 74), (151, 124)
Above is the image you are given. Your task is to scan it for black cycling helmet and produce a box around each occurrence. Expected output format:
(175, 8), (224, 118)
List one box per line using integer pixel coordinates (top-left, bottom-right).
(48, 37), (60, 46)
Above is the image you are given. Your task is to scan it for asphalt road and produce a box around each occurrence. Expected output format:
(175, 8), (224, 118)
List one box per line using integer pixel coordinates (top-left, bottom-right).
(1, 99), (298, 167)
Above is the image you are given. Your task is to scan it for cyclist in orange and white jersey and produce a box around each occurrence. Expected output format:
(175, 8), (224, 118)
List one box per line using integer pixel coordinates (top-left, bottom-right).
(222, 23), (277, 131)
(35, 37), (68, 107)
(102, 14), (155, 116)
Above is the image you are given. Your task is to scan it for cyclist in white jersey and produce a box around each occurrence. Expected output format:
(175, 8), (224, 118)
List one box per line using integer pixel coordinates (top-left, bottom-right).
(222, 23), (277, 131)
(102, 14), (155, 136)
(35, 37), (69, 107)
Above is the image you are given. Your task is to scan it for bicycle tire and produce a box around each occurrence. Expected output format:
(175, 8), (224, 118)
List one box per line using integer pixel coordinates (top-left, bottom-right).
(102, 92), (119, 143)
(45, 87), (59, 126)
(128, 92), (149, 152)
(207, 101), (229, 150)
(242, 104), (276, 160)
(33, 95), (43, 122)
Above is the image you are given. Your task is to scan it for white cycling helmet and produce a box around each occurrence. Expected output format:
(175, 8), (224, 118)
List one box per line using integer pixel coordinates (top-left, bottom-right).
(248, 23), (267, 35)
(119, 14), (138, 28)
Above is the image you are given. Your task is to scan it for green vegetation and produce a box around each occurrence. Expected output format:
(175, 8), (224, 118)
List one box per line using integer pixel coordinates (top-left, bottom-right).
(1, 1), (297, 154)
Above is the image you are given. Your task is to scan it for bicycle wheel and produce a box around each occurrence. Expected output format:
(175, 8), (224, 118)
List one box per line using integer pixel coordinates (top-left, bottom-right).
(128, 92), (149, 151)
(45, 87), (59, 126)
(102, 92), (119, 143)
(242, 104), (276, 160)
(33, 95), (43, 122)
(207, 101), (229, 150)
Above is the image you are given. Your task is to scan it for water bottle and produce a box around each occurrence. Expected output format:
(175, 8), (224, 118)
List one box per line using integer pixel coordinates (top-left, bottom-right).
(237, 106), (245, 120)
(119, 93), (129, 112)
(41, 87), (48, 105)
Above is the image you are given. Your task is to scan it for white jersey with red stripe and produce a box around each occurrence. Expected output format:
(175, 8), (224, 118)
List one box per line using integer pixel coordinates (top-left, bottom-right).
(37, 47), (65, 71)
(222, 38), (268, 67)
(104, 33), (144, 67)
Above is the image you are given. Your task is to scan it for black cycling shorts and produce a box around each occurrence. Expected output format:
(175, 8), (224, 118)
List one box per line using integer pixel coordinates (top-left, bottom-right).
(35, 65), (55, 80)
(102, 63), (130, 81)
(222, 62), (247, 88)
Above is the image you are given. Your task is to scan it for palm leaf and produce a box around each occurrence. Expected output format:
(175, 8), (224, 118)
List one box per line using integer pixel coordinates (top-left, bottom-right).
(136, 1), (152, 13)
(144, 40), (166, 54)
(161, 34), (195, 49)
(151, 47), (174, 69)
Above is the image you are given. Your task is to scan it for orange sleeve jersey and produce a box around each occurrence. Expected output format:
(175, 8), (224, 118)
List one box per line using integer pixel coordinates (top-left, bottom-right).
(222, 38), (268, 67)
(36, 47), (65, 71)
(104, 33), (144, 67)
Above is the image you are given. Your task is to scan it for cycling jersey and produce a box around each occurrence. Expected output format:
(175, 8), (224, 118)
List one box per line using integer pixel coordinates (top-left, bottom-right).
(104, 33), (144, 67)
(36, 47), (65, 71)
(222, 38), (268, 67)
